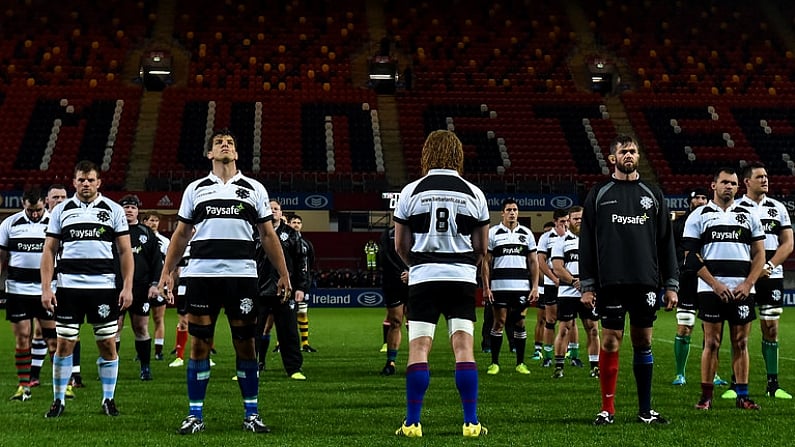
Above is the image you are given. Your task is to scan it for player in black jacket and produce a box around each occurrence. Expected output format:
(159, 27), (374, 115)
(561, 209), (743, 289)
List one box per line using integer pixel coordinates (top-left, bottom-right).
(579, 135), (678, 426)
(117, 195), (164, 381)
(378, 225), (409, 375)
(289, 214), (317, 352)
(255, 200), (310, 379)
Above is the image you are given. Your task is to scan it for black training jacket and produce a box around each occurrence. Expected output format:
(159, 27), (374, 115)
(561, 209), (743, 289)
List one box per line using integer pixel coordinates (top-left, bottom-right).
(255, 222), (309, 296)
(579, 177), (679, 293)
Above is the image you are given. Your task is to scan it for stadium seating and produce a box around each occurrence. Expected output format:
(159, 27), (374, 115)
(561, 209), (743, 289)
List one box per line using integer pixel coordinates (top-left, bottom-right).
(0, 84), (141, 191)
(385, 1), (575, 93)
(0, 1), (151, 190)
(396, 92), (614, 191)
(1, 0), (793, 198)
(173, 0), (367, 91)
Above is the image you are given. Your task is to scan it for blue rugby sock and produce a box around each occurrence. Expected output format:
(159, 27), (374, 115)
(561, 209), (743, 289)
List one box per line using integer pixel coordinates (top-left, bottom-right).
(405, 363), (429, 425)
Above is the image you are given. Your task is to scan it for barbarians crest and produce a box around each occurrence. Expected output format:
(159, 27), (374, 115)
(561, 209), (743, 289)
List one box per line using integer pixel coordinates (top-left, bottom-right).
(640, 196), (653, 210)
(735, 213), (748, 225)
(235, 188), (250, 199)
(97, 210), (110, 222)
(646, 291), (657, 307)
(738, 305), (750, 320)
(97, 304), (111, 318)
(240, 298), (254, 315)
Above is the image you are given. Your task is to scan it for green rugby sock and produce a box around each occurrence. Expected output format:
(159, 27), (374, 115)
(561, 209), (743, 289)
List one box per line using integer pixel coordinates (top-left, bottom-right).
(673, 335), (691, 376)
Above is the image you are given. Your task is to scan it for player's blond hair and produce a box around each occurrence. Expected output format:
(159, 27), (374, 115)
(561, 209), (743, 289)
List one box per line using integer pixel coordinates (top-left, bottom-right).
(420, 130), (464, 175)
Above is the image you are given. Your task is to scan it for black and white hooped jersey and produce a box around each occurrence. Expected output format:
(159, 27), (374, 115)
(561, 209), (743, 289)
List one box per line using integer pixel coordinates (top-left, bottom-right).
(177, 171), (272, 278)
(682, 201), (765, 293)
(551, 231), (580, 298)
(537, 229), (561, 287)
(47, 194), (129, 289)
(487, 222), (537, 292)
(0, 209), (53, 295)
(177, 243), (191, 295)
(736, 195), (792, 280)
(393, 169), (490, 285)
(155, 232), (170, 259)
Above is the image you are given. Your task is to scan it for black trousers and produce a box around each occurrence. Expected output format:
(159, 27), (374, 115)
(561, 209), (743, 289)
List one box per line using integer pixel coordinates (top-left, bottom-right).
(257, 295), (303, 375)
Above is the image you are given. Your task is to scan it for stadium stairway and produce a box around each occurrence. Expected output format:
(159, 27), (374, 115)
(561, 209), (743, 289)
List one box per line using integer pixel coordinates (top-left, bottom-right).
(360, 0), (408, 189)
(124, 0), (186, 190)
(603, 96), (657, 183)
(374, 95), (407, 189)
(127, 91), (163, 190)
(563, 0), (656, 184)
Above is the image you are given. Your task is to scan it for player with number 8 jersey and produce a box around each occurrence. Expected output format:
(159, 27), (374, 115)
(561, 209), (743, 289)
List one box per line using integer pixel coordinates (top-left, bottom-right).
(393, 130), (491, 438)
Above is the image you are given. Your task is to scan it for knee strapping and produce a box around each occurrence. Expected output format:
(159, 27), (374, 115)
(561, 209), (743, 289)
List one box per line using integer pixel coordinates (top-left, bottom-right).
(93, 321), (118, 341)
(188, 323), (214, 341)
(56, 323), (80, 341)
(408, 321), (436, 341)
(759, 305), (782, 321)
(297, 302), (308, 313)
(545, 322), (556, 330)
(675, 309), (696, 326)
(230, 324), (256, 340)
(448, 318), (474, 338)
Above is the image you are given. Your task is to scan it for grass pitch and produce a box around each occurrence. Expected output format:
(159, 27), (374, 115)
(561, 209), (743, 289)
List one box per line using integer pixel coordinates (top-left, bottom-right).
(1, 307), (793, 446)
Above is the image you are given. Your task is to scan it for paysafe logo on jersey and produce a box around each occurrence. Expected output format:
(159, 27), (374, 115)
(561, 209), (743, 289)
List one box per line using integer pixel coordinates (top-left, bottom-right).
(69, 227), (106, 239)
(16, 241), (44, 252)
(611, 213), (649, 225)
(205, 204), (245, 216)
(762, 221), (777, 233)
(711, 229), (742, 241)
